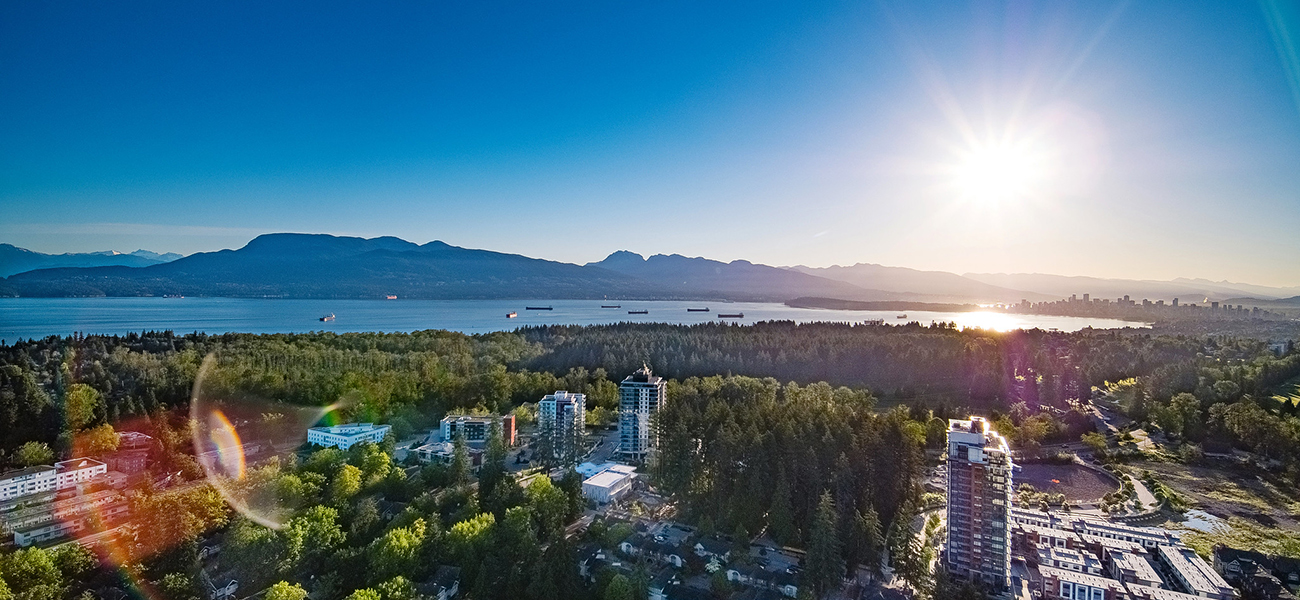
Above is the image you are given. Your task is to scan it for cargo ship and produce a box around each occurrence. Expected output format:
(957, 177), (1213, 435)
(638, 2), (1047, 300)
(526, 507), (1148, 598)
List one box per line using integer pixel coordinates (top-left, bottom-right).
(386, 295), (397, 300)
(601, 305), (621, 308)
(717, 313), (744, 318)
(506, 312), (517, 318)
(320, 313), (335, 322)
(896, 314), (907, 319)
(525, 306), (553, 311)
(628, 310), (649, 315)
(687, 307), (710, 312)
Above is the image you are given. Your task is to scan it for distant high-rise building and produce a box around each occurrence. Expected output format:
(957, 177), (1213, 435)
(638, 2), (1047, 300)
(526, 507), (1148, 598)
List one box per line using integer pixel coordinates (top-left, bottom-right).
(1172, 298), (1179, 307)
(1083, 294), (1090, 303)
(945, 417), (1013, 591)
(619, 365), (667, 462)
(538, 391), (586, 465)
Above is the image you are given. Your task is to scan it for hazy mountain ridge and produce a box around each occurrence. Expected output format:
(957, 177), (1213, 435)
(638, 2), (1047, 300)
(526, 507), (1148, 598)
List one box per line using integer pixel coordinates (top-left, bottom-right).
(963, 272), (1300, 302)
(586, 251), (899, 301)
(0, 244), (183, 278)
(786, 262), (1053, 303)
(3, 234), (1295, 303)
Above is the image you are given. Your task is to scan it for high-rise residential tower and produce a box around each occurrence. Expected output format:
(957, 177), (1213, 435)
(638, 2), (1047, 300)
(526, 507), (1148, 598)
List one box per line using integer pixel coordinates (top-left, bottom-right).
(945, 416), (1013, 590)
(618, 365), (667, 462)
(538, 391), (586, 465)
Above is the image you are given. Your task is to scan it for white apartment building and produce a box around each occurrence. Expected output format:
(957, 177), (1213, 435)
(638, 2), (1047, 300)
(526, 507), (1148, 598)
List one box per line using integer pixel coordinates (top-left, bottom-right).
(56, 458), (107, 489)
(618, 366), (666, 462)
(0, 466), (57, 501)
(306, 423), (392, 450)
(945, 416), (1013, 591)
(1, 457), (108, 502)
(538, 391), (586, 464)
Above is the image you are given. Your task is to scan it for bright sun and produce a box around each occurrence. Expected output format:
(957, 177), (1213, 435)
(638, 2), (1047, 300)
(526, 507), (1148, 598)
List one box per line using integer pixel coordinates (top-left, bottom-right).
(951, 142), (1047, 206)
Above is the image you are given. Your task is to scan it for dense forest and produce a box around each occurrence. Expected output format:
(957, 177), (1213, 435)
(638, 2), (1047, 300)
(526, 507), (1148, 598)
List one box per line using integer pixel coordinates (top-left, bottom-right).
(1, 323), (1298, 599)
(2, 323), (1294, 462)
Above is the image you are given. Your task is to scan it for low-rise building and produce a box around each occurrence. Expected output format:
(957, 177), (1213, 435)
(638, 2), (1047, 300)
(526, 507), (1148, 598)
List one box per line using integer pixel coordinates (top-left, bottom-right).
(1108, 548), (1164, 589)
(55, 458), (107, 489)
(0, 466), (57, 501)
(620, 534), (685, 567)
(417, 565), (461, 600)
(1014, 522), (1083, 551)
(1155, 545), (1235, 600)
(409, 441), (484, 468)
(439, 414), (515, 446)
(0, 489), (128, 535)
(1070, 519), (1180, 550)
(1037, 545), (1104, 575)
(306, 423), (391, 449)
(1126, 584), (1213, 600)
(725, 565), (799, 598)
(1039, 565), (1128, 600)
(583, 465), (636, 504)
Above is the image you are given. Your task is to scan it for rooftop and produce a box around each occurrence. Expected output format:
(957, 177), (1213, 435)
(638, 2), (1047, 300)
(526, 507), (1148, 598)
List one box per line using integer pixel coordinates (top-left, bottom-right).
(54, 458), (105, 472)
(0, 465), (56, 482)
(585, 469), (635, 489)
(1126, 584), (1208, 600)
(1157, 546), (1233, 596)
(309, 423), (389, 435)
(1111, 549), (1163, 583)
(624, 365), (664, 384)
(1038, 566), (1126, 590)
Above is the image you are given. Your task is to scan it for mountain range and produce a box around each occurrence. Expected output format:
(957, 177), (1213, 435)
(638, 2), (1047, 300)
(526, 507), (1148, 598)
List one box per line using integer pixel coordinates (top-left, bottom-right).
(1, 233), (1297, 303)
(0, 244), (183, 278)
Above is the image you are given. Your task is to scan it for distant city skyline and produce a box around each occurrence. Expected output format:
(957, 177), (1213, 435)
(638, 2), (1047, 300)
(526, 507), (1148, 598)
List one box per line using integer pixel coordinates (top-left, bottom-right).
(2, 2), (1299, 286)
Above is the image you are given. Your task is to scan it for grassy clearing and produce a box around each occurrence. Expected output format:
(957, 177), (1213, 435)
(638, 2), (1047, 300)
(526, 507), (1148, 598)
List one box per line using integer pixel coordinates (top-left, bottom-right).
(1269, 374), (1300, 408)
(1135, 459), (1300, 558)
(1170, 517), (1300, 559)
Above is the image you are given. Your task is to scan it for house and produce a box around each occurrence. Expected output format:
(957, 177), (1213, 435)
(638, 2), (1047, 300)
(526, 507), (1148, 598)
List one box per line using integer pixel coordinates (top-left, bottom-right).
(694, 538), (731, 560)
(649, 567), (680, 600)
(578, 543), (607, 580)
(1215, 545), (1300, 592)
(418, 565), (461, 600)
(724, 564), (800, 598)
(620, 534), (686, 568)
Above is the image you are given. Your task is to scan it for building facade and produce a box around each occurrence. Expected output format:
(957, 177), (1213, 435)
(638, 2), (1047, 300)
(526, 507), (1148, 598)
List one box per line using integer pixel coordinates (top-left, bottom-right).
(55, 458), (107, 489)
(618, 366), (667, 462)
(945, 417), (1013, 590)
(306, 423), (392, 449)
(0, 466), (57, 501)
(538, 391), (586, 464)
(439, 414), (515, 446)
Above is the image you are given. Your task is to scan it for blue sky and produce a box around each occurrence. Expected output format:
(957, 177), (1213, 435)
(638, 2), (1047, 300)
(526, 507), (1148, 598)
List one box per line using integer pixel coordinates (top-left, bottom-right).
(2, 1), (1299, 285)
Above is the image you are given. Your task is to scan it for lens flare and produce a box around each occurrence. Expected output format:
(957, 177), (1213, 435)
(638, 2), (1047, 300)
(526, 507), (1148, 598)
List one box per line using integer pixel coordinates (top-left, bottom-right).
(205, 410), (246, 479)
(191, 353), (351, 529)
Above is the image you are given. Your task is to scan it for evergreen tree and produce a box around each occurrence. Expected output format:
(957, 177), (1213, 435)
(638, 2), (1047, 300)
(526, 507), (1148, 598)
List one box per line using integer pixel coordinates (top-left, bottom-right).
(767, 469), (795, 545)
(527, 535), (583, 600)
(451, 431), (471, 487)
(803, 492), (844, 599)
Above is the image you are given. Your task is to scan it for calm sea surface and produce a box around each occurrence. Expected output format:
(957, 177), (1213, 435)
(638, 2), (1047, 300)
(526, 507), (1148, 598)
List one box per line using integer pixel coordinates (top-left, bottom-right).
(0, 298), (1148, 342)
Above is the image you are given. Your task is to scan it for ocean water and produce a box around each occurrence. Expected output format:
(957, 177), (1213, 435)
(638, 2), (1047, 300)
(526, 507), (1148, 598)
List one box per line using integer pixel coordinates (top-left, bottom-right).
(0, 297), (1148, 342)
